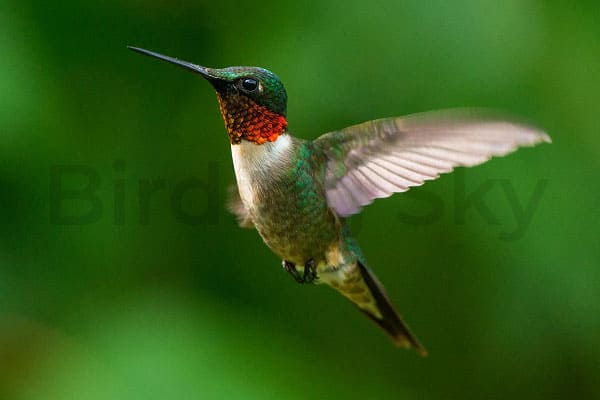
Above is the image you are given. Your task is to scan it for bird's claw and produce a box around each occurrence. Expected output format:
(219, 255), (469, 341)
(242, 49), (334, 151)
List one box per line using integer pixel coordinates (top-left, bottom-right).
(303, 259), (317, 284)
(282, 260), (304, 283)
(282, 259), (318, 284)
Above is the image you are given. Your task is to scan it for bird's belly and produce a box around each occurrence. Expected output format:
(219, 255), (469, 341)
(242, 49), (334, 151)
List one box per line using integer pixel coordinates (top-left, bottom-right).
(231, 138), (340, 266)
(250, 195), (339, 266)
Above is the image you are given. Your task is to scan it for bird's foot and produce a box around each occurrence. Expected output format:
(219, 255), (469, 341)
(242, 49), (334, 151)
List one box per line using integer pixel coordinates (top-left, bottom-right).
(282, 259), (318, 284)
(303, 259), (317, 284)
(282, 260), (304, 283)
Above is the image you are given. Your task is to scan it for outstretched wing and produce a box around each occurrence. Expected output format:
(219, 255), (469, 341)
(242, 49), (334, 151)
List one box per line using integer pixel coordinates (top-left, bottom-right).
(314, 109), (550, 217)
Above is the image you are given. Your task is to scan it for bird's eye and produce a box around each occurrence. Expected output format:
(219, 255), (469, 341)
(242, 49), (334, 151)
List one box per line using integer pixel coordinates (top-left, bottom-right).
(240, 78), (259, 92)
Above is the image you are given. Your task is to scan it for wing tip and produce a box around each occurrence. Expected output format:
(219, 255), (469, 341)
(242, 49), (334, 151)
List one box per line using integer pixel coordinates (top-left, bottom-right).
(540, 132), (552, 144)
(521, 125), (552, 146)
(516, 130), (551, 153)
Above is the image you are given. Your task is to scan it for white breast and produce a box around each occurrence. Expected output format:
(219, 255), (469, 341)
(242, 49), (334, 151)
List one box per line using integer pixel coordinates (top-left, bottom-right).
(230, 135), (293, 209)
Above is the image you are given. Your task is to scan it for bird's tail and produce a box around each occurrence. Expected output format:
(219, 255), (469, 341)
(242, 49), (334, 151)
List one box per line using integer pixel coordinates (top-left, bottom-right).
(331, 261), (427, 355)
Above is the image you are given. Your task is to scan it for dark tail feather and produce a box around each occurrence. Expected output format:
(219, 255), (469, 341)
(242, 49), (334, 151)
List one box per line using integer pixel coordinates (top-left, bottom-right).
(357, 262), (427, 356)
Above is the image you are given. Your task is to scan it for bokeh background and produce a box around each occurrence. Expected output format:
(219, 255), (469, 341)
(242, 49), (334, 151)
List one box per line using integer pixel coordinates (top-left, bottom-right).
(2, 0), (599, 398)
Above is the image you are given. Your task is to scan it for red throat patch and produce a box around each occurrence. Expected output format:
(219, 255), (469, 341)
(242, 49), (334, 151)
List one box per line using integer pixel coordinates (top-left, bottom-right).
(217, 93), (287, 145)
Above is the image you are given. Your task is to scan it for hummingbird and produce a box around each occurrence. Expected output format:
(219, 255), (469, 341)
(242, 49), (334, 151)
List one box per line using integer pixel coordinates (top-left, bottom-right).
(129, 46), (550, 355)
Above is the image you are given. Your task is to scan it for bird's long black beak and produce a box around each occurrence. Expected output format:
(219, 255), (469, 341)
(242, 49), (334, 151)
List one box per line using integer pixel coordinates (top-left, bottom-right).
(128, 46), (217, 82)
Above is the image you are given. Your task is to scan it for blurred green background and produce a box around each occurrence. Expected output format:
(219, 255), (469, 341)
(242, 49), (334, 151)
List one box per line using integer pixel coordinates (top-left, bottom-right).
(2, 0), (599, 398)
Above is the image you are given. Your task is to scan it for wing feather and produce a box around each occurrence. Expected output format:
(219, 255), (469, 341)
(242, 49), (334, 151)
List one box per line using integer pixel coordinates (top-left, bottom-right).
(315, 109), (550, 217)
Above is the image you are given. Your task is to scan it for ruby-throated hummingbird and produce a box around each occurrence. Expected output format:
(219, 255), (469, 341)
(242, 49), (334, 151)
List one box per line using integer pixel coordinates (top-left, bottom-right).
(129, 46), (550, 355)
